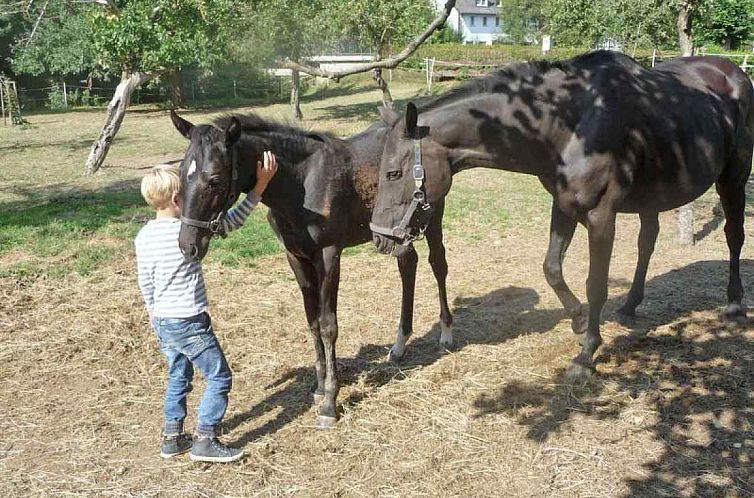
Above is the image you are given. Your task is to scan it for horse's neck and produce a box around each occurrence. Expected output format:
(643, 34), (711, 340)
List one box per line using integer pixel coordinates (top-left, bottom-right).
(236, 134), (311, 210)
(427, 89), (579, 178)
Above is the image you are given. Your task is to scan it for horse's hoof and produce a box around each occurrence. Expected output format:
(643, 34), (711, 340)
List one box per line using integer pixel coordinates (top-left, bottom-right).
(387, 345), (405, 363)
(722, 303), (747, 321)
(316, 415), (338, 429)
(565, 362), (595, 384)
(571, 311), (588, 335)
(312, 392), (325, 405)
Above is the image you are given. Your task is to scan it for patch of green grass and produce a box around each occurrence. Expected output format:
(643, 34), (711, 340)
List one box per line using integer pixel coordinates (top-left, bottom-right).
(205, 210), (282, 267)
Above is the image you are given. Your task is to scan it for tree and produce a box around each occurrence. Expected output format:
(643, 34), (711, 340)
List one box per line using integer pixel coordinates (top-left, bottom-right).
(234, 0), (328, 120)
(82, 0), (231, 175)
(324, 0), (436, 108)
(498, 0), (546, 44)
(276, 0), (457, 109)
(10, 2), (96, 78)
(540, 0), (677, 49)
(696, 0), (754, 49)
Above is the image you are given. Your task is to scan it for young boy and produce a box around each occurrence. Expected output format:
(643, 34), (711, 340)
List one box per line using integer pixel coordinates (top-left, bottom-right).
(135, 152), (277, 463)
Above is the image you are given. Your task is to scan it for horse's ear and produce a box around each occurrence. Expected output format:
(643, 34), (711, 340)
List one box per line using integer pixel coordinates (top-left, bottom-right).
(378, 106), (400, 126)
(405, 102), (418, 137)
(226, 117), (242, 147)
(170, 109), (194, 139)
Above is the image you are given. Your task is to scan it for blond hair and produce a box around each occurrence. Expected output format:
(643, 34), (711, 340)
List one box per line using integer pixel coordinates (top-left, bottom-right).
(141, 164), (180, 210)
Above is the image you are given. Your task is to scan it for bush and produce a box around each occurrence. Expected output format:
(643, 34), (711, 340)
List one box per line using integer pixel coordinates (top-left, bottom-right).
(46, 84), (66, 110)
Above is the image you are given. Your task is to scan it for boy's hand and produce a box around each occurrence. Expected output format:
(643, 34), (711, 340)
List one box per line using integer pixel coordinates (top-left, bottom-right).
(252, 151), (278, 197)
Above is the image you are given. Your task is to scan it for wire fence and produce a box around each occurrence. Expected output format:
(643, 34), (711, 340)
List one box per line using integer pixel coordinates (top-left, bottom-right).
(15, 75), (293, 111)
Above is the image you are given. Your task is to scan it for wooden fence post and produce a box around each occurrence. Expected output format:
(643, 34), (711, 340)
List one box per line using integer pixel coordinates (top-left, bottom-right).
(0, 80), (6, 126)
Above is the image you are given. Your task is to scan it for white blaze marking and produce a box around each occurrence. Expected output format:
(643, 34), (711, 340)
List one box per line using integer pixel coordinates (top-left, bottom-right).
(439, 323), (453, 347)
(187, 159), (197, 178)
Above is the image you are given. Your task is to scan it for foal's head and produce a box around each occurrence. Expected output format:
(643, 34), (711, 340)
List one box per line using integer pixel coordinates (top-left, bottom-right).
(170, 110), (245, 262)
(370, 103), (452, 256)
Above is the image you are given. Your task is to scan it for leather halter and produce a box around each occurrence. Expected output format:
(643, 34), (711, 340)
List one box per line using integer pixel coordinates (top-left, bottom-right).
(369, 139), (432, 245)
(179, 146), (239, 238)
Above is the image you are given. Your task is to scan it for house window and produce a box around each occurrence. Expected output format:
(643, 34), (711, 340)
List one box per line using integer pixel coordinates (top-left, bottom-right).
(496, 16), (500, 27)
(482, 16), (487, 27)
(476, 0), (489, 6)
(470, 16), (475, 26)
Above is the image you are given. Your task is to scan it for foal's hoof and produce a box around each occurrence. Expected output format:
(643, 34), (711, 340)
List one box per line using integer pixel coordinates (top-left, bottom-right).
(571, 309), (588, 335)
(565, 362), (595, 384)
(316, 415), (338, 429)
(387, 345), (406, 363)
(722, 303), (747, 321)
(439, 324), (454, 349)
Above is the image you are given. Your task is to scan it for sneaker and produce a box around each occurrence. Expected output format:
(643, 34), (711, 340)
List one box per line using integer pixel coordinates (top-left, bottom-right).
(189, 434), (245, 463)
(160, 433), (193, 459)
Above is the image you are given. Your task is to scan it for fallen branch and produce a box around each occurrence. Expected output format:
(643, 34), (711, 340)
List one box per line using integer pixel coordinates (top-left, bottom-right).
(276, 0), (456, 81)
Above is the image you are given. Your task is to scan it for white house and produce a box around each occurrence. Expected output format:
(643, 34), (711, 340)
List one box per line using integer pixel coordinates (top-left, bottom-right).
(435, 0), (504, 45)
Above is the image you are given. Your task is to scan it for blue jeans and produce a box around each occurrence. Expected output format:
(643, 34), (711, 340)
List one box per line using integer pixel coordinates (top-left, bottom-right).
(153, 312), (232, 435)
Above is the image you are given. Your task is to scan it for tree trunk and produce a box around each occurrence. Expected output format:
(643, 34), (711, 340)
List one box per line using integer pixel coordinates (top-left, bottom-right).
(373, 67), (394, 109)
(290, 68), (303, 120)
(85, 71), (153, 176)
(677, 0), (694, 57)
(676, 0), (696, 244)
(169, 69), (185, 108)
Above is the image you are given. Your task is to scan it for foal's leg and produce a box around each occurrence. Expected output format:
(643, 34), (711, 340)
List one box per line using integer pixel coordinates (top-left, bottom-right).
(568, 207), (616, 381)
(314, 245), (343, 428)
(616, 211), (660, 318)
(285, 251), (325, 404)
(388, 246), (418, 361)
(543, 200), (587, 333)
(716, 172), (747, 318)
(425, 200), (454, 348)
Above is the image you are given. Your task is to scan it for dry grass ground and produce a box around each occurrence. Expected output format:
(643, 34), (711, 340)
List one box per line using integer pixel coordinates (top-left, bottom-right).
(1, 72), (753, 497)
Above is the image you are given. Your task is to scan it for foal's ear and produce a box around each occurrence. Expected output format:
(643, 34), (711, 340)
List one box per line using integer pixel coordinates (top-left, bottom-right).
(225, 117), (242, 147)
(405, 102), (418, 137)
(170, 109), (194, 139)
(378, 106), (401, 126)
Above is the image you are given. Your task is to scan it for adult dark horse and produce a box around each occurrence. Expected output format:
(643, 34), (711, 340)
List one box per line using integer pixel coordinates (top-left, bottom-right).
(370, 50), (754, 380)
(169, 111), (453, 427)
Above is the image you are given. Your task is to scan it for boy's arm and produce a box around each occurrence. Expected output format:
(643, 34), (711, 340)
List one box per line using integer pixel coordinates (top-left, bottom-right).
(220, 151), (277, 234)
(220, 191), (261, 234)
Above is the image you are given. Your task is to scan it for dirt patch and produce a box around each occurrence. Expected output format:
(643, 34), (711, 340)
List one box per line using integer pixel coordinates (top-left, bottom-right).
(2, 171), (754, 497)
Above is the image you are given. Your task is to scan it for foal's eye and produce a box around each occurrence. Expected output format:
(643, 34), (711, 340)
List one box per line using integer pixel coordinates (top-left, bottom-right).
(386, 170), (402, 181)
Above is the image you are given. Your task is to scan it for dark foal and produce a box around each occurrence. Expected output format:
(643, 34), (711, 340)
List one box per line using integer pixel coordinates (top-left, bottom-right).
(371, 51), (754, 380)
(170, 111), (453, 427)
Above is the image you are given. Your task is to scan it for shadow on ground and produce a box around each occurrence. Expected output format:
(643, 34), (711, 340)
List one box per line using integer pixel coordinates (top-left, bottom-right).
(471, 259), (754, 497)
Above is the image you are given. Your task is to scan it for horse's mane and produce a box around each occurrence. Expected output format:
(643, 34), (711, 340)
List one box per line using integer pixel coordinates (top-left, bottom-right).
(418, 50), (638, 113)
(212, 112), (342, 147)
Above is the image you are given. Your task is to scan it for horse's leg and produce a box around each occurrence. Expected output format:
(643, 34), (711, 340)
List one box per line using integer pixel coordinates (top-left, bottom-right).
(543, 199), (587, 334)
(616, 211), (660, 318)
(314, 245), (342, 428)
(425, 200), (454, 348)
(567, 207), (616, 381)
(388, 246), (418, 362)
(285, 251), (325, 404)
(716, 172), (747, 318)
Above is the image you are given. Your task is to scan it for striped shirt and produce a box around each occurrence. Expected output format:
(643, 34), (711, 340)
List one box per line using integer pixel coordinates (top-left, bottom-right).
(135, 192), (261, 318)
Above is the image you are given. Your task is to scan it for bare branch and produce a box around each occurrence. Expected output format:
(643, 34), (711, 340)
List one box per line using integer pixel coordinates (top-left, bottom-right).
(277, 0), (456, 81)
(25, 0), (48, 47)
